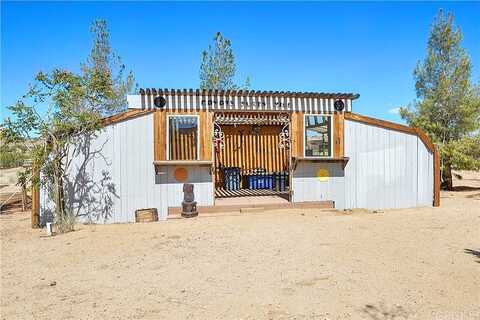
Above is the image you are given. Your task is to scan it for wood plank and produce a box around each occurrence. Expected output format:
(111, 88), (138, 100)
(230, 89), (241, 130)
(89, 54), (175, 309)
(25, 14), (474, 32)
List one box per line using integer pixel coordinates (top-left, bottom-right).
(204, 111), (213, 161)
(102, 109), (154, 126)
(200, 112), (207, 160)
(433, 148), (440, 207)
(290, 112), (298, 158)
(31, 165), (40, 228)
(333, 113), (345, 157)
(297, 112), (304, 157)
(153, 110), (166, 161)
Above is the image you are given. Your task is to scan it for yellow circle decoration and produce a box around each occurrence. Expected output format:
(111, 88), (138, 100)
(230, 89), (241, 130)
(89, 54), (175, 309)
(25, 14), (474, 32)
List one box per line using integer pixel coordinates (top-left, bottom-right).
(316, 168), (329, 182)
(174, 167), (188, 182)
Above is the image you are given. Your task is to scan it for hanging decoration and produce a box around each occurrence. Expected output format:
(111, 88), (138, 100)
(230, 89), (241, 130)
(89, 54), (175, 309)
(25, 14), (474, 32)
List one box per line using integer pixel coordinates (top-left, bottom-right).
(213, 120), (225, 152)
(278, 114), (290, 149)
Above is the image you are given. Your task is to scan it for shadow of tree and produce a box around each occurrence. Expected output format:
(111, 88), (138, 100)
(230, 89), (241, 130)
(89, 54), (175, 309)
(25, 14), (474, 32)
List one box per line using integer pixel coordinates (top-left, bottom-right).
(451, 186), (480, 192)
(464, 249), (480, 263)
(64, 133), (119, 223)
(362, 303), (410, 320)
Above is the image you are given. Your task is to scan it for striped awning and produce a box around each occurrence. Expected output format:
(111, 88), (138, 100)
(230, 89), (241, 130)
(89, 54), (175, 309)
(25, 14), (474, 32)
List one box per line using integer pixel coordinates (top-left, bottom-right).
(127, 89), (359, 113)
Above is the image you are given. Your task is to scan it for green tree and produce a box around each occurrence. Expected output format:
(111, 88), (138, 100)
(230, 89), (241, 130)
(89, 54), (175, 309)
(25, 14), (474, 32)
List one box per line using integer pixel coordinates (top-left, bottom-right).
(200, 32), (250, 90)
(401, 10), (480, 190)
(81, 19), (136, 116)
(1, 20), (132, 232)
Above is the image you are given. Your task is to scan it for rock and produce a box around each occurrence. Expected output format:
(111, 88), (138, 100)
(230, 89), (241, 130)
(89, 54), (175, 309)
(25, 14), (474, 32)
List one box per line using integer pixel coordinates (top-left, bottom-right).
(49, 281), (56, 286)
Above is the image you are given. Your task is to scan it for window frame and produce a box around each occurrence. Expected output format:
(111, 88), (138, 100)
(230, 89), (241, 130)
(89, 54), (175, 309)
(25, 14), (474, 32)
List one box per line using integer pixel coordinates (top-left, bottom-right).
(303, 113), (334, 158)
(166, 114), (200, 161)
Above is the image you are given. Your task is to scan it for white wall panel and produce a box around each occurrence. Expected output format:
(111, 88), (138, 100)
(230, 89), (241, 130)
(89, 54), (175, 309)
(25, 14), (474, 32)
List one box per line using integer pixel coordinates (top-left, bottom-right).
(292, 162), (345, 209)
(40, 113), (214, 224)
(344, 119), (433, 209)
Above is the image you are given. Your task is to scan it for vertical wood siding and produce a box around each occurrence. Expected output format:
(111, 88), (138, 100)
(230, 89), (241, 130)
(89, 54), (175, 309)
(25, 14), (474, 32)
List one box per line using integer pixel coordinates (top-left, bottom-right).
(344, 119), (434, 209)
(215, 124), (288, 187)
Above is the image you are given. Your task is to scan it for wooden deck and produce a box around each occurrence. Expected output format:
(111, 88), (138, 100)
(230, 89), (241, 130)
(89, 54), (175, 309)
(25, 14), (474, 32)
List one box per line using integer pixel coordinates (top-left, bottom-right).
(168, 199), (335, 219)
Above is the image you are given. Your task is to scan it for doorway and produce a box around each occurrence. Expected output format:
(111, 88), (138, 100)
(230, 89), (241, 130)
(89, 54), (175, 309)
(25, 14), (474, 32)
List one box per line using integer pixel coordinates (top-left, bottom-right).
(213, 112), (291, 204)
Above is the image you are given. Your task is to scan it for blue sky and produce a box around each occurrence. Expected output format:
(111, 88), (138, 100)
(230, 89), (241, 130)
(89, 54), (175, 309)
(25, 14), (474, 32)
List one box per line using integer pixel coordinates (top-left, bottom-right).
(1, 1), (479, 122)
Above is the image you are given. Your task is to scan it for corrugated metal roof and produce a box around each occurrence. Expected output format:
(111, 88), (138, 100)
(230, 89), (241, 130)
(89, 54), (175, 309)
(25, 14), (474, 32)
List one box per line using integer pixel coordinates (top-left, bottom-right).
(138, 88), (360, 100)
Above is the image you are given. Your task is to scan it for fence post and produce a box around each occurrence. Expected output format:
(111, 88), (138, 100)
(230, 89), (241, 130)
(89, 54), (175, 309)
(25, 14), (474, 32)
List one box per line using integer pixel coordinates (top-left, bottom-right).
(31, 164), (40, 228)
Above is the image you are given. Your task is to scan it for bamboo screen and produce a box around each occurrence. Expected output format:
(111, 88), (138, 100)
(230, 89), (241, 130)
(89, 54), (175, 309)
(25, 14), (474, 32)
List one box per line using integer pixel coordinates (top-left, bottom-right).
(215, 124), (289, 185)
(168, 116), (198, 160)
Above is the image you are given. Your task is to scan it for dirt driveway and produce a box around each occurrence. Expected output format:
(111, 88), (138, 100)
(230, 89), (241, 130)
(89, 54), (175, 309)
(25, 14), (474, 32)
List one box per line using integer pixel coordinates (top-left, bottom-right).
(1, 173), (479, 320)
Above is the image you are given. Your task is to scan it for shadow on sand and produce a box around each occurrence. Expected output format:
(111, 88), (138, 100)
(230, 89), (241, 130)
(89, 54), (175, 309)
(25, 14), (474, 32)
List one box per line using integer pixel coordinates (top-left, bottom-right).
(362, 303), (410, 320)
(464, 249), (480, 263)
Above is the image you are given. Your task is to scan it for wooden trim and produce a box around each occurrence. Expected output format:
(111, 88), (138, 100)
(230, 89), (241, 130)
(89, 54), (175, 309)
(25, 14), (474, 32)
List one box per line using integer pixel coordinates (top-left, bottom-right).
(344, 112), (436, 153)
(153, 160), (213, 166)
(297, 112), (304, 158)
(344, 112), (415, 136)
(333, 113), (345, 157)
(31, 165), (40, 228)
(102, 109), (155, 126)
(153, 110), (166, 161)
(345, 111), (440, 207)
(168, 200), (334, 216)
(199, 111), (213, 161)
(293, 156), (350, 169)
(413, 127), (435, 154)
(433, 148), (440, 207)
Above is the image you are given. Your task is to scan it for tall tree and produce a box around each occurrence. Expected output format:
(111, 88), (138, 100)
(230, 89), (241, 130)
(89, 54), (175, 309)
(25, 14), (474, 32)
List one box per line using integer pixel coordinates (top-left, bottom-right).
(200, 32), (250, 90)
(401, 10), (480, 190)
(1, 20), (133, 232)
(81, 19), (136, 116)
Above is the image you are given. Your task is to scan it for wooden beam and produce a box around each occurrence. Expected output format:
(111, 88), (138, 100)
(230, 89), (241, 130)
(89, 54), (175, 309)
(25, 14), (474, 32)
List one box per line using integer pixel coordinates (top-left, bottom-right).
(102, 109), (154, 126)
(433, 148), (441, 207)
(344, 112), (436, 153)
(153, 110), (166, 161)
(333, 113), (345, 157)
(290, 112), (298, 158)
(31, 165), (40, 228)
(344, 112), (415, 136)
(297, 113), (304, 157)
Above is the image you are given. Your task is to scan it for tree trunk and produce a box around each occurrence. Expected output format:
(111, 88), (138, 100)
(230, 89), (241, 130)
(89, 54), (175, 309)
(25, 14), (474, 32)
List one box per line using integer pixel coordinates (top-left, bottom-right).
(442, 161), (453, 191)
(53, 159), (66, 220)
(21, 186), (27, 212)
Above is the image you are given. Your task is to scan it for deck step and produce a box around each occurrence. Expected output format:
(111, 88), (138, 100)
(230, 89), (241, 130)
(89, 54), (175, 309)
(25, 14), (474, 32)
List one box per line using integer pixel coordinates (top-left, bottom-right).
(167, 201), (334, 219)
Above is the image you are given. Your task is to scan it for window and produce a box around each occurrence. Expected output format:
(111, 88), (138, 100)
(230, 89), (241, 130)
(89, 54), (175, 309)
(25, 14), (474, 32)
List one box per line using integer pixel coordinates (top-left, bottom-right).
(168, 115), (199, 160)
(304, 115), (332, 157)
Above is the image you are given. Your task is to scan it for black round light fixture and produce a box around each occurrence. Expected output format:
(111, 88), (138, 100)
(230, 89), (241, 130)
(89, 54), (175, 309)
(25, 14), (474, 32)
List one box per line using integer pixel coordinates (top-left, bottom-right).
(153, 96), (166, 109)
(334, 99), (345, 112)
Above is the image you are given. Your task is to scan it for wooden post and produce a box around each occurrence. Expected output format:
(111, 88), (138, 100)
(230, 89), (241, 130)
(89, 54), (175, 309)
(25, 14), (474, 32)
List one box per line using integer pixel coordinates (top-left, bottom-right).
(433, 147), (441, 207)
(31, 165), (40, 228)
(21, 186), (27, 212)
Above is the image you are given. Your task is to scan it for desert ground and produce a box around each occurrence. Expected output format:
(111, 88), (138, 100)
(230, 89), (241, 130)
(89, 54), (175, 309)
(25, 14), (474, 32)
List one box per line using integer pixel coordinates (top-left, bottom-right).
(1, 171), (479, 320)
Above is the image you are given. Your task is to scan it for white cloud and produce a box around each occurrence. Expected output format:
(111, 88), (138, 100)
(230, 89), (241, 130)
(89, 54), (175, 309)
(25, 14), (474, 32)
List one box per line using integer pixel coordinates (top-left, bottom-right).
(388, 107), (401, 114)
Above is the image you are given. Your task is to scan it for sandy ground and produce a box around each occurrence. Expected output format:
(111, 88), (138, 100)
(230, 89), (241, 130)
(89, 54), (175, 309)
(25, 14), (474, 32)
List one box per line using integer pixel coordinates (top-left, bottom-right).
(1, 173), (479, 320)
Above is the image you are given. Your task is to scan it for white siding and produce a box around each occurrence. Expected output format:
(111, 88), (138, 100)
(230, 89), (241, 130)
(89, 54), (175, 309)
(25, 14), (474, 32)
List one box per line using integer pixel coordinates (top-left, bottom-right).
(292, 162), (345, 209)
(40, 113), (213, 224)
(344, 119), (433, 209)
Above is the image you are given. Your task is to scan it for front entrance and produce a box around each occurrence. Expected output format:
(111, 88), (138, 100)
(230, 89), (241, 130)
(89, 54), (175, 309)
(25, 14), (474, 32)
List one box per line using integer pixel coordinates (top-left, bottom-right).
(213, 112), (292, 205)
